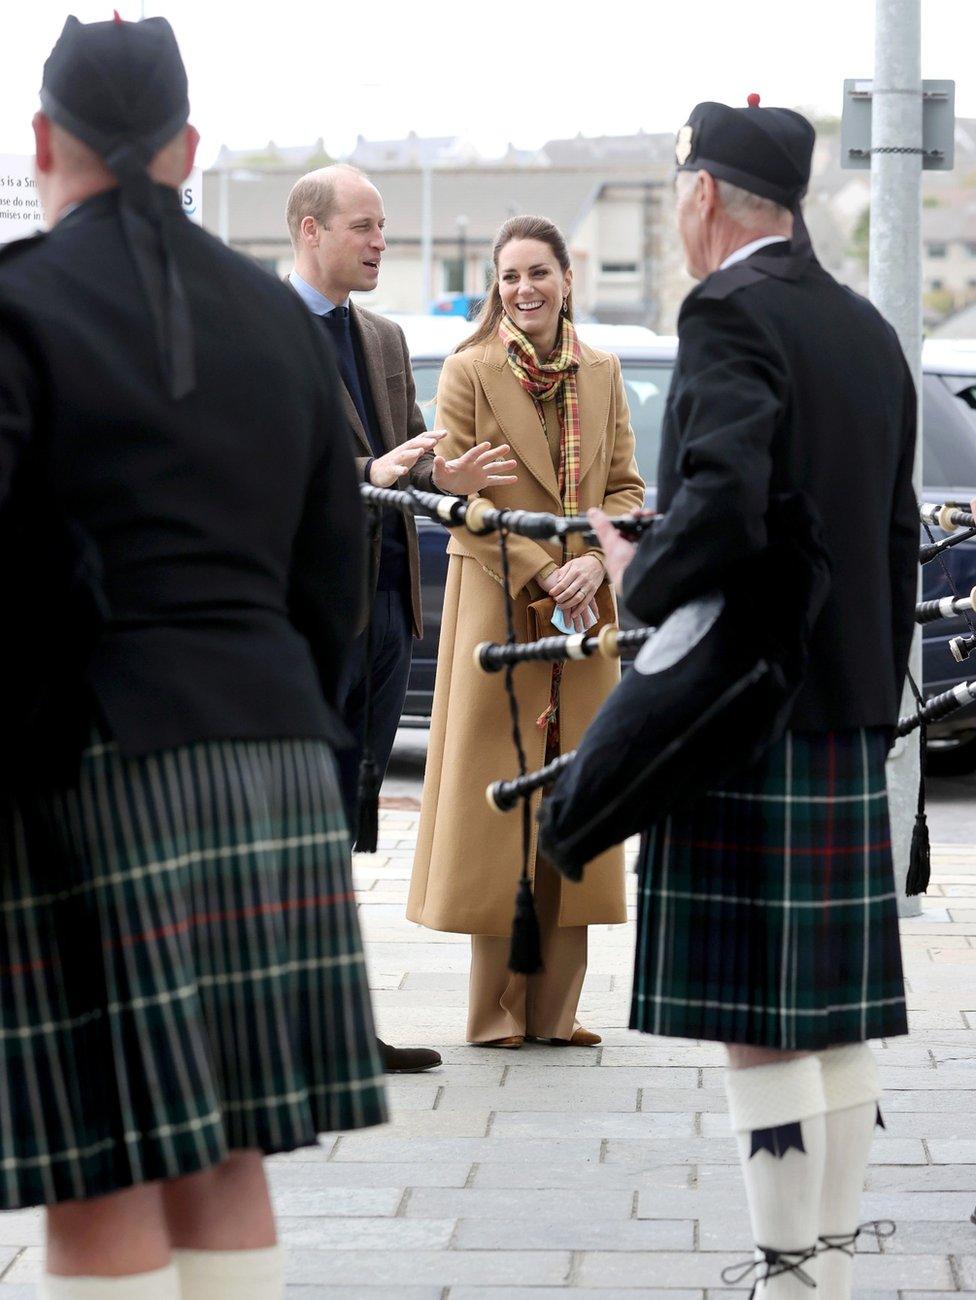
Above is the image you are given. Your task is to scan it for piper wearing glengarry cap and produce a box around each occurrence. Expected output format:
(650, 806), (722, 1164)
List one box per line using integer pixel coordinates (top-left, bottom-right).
(589, 97), (918, 1299)
(0, 13), (386, 1299)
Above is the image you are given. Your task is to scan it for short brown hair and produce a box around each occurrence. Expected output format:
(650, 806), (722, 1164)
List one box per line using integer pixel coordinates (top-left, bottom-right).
(285, 163), (368, 248)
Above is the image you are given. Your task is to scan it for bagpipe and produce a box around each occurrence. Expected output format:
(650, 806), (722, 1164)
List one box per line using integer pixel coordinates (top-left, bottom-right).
(480, 500), (976, 899)
(357, 484), (976, 950)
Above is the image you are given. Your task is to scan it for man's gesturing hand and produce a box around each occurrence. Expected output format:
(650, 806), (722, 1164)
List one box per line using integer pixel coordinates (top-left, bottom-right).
(587, 507), (637, 590)
(432, 438), (518, 496)
(368, 431), (444, 488)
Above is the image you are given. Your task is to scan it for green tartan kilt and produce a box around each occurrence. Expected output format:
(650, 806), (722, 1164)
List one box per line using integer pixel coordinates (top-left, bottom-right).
(0, 734), (387, 1210)
(630, 728), (908, 1050)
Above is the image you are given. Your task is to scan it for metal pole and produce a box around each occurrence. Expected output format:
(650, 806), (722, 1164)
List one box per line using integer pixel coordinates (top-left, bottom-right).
(456, 214), (469, 296)
(870, 0), (923, 917)
(420, 163), (433, 313)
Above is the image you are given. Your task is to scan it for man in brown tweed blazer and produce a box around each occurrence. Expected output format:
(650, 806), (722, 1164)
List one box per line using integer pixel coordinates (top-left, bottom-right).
(286, 164), (517, 1074)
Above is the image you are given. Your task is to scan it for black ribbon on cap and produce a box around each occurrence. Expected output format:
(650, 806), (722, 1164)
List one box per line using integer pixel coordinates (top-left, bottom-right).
(40, 87), (195, 401)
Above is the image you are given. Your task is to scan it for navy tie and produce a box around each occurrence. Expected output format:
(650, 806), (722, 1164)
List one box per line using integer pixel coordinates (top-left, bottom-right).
(322, 306), (375, 449)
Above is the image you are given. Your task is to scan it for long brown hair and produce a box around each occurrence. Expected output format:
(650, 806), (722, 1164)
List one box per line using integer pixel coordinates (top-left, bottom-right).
(456, 215), (574, 353)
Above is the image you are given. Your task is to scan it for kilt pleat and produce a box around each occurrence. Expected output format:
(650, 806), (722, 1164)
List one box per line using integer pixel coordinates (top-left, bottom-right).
(0, 734), (387, 1210)
(630, 728), (908, 1050)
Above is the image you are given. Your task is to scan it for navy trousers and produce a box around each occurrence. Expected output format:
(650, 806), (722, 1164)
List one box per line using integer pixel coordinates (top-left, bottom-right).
(336, 587), (413, 833)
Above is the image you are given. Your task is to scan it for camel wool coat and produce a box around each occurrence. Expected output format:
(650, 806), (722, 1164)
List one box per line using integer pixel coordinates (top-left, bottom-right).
(407, 335), (645, 935)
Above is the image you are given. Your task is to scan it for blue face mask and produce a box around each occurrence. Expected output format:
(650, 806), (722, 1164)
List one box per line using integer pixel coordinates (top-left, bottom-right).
(551, 604), (598, 636)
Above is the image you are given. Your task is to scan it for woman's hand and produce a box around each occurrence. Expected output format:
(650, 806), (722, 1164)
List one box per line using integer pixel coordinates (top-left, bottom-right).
(541, 554), (605, 624)
(431, 439), (518, 496)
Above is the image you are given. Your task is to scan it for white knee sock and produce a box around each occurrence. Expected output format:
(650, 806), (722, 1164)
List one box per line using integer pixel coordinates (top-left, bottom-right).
(40, 1265), (179, 1298)
(815, 1043), (883, 1300)
(173, 1246), (285, 1300)
(725, 1057), (826, 1297)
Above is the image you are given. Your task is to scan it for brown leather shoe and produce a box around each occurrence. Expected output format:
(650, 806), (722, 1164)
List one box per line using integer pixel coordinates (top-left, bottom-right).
(472, 1035), (524, 1049)
(536, 1027), (602, 1047)
(378, 1038), (442, 1073)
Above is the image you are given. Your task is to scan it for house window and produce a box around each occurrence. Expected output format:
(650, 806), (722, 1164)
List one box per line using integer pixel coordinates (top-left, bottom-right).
(966, 242), (976, 258)
(442, 258), (464, 293)
(927, 243), (948, 259)
(601, 261), (639, 274)
(930, 279), (944, 291)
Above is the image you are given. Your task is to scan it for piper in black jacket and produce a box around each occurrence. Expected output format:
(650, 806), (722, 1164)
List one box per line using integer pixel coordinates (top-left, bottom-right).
(0, 16), (385, 1300)
(591, 100), (917, 1300)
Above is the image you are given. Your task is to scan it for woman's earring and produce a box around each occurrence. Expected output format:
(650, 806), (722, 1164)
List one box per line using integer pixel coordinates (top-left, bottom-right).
(562, 296), (569, 315)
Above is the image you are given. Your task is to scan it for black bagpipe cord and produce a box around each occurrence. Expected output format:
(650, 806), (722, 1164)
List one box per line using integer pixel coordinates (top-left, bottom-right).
(497, 527), (544, 975)
(354, 504), (383, 853)
(905, 667), (930, 897)
(906, 516), (976, 895)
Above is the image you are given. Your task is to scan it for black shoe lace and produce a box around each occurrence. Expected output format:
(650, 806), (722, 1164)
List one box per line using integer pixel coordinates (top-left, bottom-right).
(721, 1245), (819, 1297)
(818, 1219), (896, 1257)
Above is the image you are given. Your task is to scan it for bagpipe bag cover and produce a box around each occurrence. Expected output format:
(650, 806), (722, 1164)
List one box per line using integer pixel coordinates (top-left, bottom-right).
(537, 492), (831, 880)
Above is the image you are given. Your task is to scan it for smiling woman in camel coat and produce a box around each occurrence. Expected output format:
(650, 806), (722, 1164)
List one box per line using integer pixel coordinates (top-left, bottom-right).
(407, 335), (645, 940)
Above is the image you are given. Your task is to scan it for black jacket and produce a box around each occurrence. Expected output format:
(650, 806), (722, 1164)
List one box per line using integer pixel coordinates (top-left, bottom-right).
(622, 242), (918, 732)
(0, 185), (365, 769)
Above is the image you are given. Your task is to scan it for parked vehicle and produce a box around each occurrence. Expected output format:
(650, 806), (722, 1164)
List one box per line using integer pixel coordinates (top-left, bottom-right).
(393, 315), (976, 771)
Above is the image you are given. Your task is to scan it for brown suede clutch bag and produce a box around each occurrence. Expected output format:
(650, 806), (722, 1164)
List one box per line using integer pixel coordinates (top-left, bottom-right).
(526, 582), (615, 642)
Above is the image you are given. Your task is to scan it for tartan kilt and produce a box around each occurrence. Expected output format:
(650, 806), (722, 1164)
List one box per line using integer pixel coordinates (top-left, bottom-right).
(630, 728), (908, 1050)
(0, 733), (387, 1210)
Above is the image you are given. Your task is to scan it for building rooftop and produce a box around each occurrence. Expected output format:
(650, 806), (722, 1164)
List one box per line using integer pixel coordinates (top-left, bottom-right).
(347, 132), (481, 169)
(201, 165), (668, 246)
(540, 129), (675, 169)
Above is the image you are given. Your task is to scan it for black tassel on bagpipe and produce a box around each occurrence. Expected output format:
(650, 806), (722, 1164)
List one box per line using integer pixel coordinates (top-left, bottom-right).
(353, 505), (383, 853)
(510, 873), (543, 976)
(905, 671), (930, 896)
(497, 527), (543, 975)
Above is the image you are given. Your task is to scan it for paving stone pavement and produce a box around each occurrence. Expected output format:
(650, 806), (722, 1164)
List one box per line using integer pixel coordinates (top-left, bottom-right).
(2, 812), (975, 1297)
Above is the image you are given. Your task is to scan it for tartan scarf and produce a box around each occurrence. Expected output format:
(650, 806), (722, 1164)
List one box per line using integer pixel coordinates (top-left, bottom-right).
(499, 312), (583, 740)
(498, 313), (582, 517)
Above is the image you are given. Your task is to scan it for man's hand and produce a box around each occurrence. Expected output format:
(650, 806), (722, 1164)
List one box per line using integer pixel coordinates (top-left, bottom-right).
(587, 507), (637, 590)
(368, 431), (444, 488)
(431, 438), (518, 496)
(970, 496), (976, 523)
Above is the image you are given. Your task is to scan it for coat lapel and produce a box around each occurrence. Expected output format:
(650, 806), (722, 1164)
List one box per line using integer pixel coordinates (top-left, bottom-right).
(352, 305), (396, 453)
(473, 338), (613, 505)
(281, 275), (375, 456)
(474, 340), (560, 505)
(340, 386), (371, 455)
(576, 345), (613, 484)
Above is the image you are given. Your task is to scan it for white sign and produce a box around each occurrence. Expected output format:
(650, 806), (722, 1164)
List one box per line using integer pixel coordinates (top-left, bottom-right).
(179, 166), (203, 225)
(0, 154), (44, 244)
(0, 155), (203, 245)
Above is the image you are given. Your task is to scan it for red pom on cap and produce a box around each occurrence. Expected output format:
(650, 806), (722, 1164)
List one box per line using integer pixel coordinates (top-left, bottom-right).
(113, 9), (123, 22)
(747, 93), (761, 108)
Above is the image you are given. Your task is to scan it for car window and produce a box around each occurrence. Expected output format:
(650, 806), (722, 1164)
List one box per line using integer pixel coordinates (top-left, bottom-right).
(620, 363), (673, 486)
(925, 373), (976, 489)
(941, 373), (976, 434)
(412, 362), (441, 431)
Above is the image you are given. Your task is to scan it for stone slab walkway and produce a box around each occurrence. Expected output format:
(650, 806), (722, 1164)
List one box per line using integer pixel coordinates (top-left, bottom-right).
(1, 812), (975, 1297)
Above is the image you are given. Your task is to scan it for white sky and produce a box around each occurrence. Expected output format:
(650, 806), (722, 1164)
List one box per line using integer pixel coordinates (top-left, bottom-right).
(1, 0), (973, 167)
